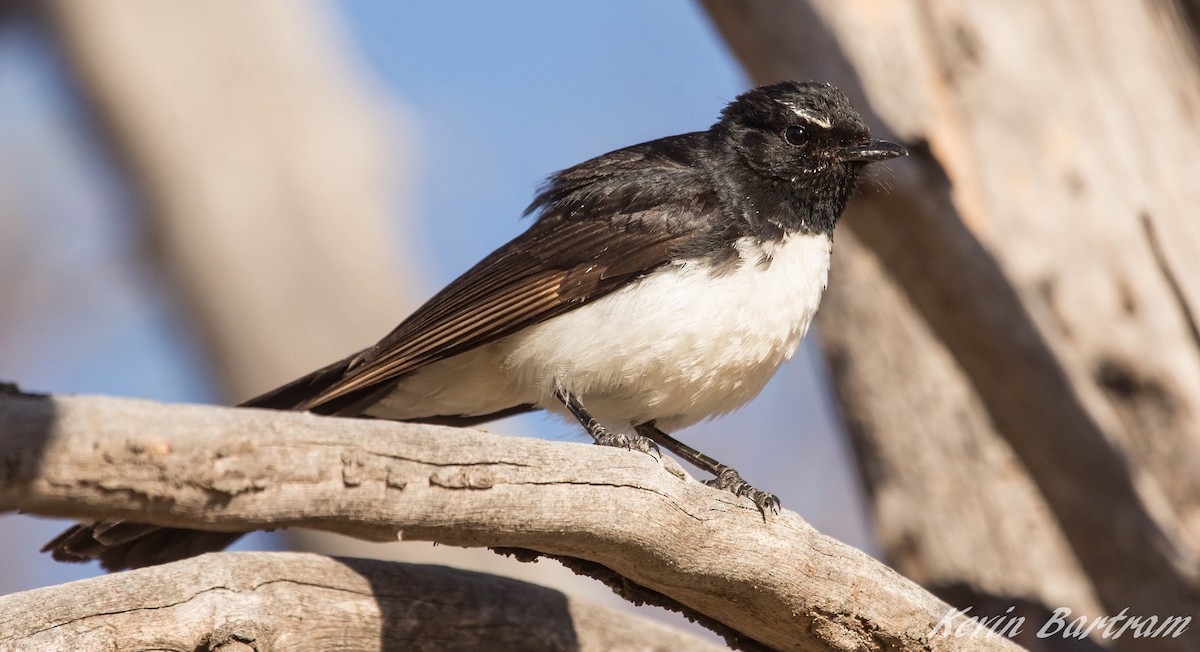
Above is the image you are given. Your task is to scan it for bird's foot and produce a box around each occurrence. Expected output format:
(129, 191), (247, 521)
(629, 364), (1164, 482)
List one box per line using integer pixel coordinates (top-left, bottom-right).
(705, 466), (781, 517)
(591, 427), (661, 459)
(553, 381), (659, 459)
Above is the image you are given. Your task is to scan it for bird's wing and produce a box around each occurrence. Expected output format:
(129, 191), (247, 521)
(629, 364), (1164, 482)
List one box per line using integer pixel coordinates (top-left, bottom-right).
(242, 133), (729, 415)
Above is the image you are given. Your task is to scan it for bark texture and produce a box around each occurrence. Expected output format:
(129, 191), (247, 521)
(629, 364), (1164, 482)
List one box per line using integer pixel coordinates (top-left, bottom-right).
(702, 1), (1200, 648)
(0, 389), (1021, 652)
(0, 551), (723, 652)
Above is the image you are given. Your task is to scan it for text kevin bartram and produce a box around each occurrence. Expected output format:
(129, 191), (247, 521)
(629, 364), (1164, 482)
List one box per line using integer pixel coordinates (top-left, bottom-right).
(929, 605), (1190, 640)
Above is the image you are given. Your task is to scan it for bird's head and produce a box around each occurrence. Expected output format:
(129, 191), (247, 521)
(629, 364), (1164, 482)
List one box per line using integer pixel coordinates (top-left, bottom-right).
(714, 81), (906, 183)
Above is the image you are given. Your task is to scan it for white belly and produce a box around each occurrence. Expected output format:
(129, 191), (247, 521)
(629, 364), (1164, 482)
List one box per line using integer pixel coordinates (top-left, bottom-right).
(366, 233), (832, 432)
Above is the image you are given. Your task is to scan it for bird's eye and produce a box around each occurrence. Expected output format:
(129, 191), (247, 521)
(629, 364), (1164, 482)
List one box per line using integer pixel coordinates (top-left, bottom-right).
(783, 125), (807, 146)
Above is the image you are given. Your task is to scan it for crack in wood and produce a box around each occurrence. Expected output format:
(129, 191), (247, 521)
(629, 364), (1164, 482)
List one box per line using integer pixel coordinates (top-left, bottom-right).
(1142, 211), (1200, 354)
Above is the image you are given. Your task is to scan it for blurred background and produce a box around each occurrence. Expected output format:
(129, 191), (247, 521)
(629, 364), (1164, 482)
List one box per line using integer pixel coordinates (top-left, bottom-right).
(8, 2), (1200, 649)
(0, 0), (869, 632)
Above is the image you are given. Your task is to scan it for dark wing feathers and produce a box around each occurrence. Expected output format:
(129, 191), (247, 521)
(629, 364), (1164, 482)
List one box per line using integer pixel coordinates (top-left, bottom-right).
(243, 132), (723, 416)
(292, 222), (695, 413)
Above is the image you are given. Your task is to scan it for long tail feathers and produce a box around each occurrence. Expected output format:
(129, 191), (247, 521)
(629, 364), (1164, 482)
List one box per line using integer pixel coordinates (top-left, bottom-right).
(237, 353), (360, 411)
(42, 522), (245, 571)
(42, 352), (537, 571)
(41, 356), (361, 571)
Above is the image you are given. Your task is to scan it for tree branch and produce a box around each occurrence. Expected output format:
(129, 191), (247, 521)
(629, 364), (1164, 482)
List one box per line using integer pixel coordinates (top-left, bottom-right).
(0, 390), (1019, 651)
(0, 551), (723, 651)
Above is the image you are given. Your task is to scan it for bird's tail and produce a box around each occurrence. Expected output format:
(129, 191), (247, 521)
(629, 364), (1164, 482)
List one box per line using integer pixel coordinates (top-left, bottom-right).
(237, 353), (362, 411)
(42, 355), (360, 571)
(42, 521), (246, 572)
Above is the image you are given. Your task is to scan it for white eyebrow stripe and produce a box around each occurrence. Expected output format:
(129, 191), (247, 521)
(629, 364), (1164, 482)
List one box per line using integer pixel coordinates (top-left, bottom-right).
(785, 104), (832, 129)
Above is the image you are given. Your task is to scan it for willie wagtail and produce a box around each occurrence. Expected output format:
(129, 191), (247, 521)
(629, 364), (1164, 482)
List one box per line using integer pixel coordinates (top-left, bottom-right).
(46, 81), (906, 570)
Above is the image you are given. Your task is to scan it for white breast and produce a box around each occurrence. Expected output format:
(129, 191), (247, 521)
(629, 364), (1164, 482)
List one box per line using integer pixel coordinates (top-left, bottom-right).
(366, 232), (833, 432)
(503, 232), (832, 431)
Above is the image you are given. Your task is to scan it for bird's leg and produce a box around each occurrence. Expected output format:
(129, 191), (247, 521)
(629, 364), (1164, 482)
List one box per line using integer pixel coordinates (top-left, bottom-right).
(635, 421), (780, 517)
(552, 381), (658, 456)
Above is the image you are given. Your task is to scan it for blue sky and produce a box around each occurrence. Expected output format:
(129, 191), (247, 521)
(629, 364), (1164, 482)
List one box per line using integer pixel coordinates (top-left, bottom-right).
(0, 2), (871, 596)
(339, 0), (749, 281)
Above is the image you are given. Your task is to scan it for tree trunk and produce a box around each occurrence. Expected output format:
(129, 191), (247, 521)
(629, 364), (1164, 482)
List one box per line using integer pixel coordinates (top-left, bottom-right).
(702, 1), (1200, 649)
(42, 0), (418, 401)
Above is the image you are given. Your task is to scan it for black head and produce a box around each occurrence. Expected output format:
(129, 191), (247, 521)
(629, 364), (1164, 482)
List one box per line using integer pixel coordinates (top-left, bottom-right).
(711, 81), (906, 233)
(715, 81), (905, 178)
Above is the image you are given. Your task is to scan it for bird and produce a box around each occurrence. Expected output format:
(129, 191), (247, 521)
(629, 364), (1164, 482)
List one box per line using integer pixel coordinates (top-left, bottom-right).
(44, 81), (906, 571)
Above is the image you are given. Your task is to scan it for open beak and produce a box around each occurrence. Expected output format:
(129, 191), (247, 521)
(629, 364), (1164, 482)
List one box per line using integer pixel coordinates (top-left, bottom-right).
(838, 140), (907, 163)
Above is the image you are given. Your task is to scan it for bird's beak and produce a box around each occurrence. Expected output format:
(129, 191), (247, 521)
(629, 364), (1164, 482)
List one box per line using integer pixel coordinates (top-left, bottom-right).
(838, 140), (908, 162)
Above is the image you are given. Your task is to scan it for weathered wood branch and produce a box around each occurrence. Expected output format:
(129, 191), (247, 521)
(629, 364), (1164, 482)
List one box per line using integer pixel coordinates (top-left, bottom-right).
(0, 390), (1020, 651)
(0, 551), (722, 652)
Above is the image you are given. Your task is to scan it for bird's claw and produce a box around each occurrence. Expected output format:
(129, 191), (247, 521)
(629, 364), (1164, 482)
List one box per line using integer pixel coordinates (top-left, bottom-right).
(705, 467), (780, 517)
(592, 429), (661, 459)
